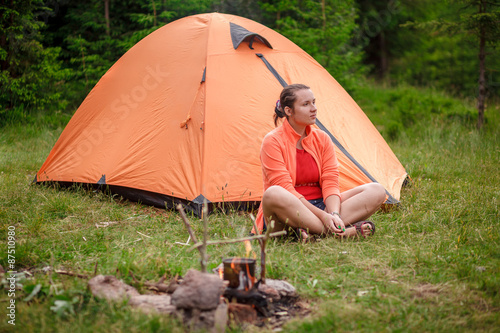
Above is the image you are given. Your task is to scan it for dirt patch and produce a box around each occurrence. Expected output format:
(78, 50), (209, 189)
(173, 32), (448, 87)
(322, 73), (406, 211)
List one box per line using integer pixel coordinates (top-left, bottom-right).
(410, 283), (443, 299)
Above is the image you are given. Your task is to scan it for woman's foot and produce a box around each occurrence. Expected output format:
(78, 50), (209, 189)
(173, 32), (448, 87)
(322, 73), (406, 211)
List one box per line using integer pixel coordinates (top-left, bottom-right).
(298, 228), (309, 243)
(341, 221), (375, 238)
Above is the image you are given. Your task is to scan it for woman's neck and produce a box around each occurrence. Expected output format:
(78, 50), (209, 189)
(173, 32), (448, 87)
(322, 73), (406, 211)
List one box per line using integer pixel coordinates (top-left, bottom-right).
(288, 119), (306, 137)
(289, 122), (307, 149)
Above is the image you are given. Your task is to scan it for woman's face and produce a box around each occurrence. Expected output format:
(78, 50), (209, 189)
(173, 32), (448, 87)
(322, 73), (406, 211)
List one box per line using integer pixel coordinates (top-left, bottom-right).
(285, 89), (317, 130)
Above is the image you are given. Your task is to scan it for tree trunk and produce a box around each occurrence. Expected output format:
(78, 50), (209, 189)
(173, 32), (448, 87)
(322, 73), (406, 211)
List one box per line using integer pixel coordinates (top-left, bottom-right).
(477, 1), (486, 130)
(379, 31), (388, 79)
(322, 0), (326, 30)
(152, 0), (157, 27)
(1, 0), (15, 72)
(0, 25), (8, 71)
(321, 0), (330, 69)
(104, 0), (110, 36)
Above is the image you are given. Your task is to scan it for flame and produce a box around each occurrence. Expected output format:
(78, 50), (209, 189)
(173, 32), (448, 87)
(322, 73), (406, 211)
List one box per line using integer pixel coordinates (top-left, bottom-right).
(218, 266), (223, 280)
(244, 240), (252, 257)
(245, 262), (256, 290)
(225, 257), (256, 290)
(244, 240), (258, 260)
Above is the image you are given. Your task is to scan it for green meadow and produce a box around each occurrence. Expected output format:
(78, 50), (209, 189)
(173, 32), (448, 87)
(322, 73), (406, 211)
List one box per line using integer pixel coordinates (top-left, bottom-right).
(0, 82), (499, 332)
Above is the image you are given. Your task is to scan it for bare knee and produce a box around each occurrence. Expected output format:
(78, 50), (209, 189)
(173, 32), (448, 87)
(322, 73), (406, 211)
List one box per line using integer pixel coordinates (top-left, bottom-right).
(262, 185), (290, 209)
(368, 182), (387, 206)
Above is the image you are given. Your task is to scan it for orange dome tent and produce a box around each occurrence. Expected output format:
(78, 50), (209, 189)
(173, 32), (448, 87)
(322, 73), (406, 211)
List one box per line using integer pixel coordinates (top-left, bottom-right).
(36, 13), (407, 216)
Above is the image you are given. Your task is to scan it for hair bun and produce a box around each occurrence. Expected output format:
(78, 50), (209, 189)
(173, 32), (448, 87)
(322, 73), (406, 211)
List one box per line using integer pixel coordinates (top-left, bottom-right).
(275, 99), (282, 111)
(275, 100), (285, 118)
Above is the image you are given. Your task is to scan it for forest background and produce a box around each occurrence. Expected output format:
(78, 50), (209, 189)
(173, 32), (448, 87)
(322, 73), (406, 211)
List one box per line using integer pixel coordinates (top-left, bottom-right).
(1, 0), (499, 130)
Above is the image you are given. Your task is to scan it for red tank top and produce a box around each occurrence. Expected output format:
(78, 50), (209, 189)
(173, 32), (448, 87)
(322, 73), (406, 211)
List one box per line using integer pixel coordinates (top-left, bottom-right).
(295, 148), (322, 200)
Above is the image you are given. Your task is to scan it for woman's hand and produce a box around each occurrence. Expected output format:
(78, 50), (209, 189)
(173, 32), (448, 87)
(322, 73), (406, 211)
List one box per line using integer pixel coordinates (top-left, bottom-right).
(322, 212), (345, 234)
(331, 214), (345, 233)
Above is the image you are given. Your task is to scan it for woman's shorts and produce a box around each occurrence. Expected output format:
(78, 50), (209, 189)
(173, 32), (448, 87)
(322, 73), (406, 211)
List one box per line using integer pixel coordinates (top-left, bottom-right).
(308, 197), (326, 210)
(263, 197), (325, 230)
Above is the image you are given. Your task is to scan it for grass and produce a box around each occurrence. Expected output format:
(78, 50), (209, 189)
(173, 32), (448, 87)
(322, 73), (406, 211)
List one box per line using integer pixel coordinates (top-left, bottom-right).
(1, 82), (499, 332)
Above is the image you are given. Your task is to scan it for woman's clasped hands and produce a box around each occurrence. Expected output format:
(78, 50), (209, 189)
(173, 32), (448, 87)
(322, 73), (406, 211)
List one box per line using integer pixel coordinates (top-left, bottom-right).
(322, 212), (346, 235)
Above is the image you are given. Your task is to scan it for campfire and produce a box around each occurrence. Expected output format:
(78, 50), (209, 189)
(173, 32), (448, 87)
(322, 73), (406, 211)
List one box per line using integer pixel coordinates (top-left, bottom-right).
(87, 205), (310, 331)
(218, 256), (306, 327)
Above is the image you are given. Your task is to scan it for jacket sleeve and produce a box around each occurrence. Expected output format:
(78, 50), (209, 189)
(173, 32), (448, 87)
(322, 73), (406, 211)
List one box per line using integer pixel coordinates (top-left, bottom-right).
(260, 134), (304, 199)
(319, 133), (341, 200)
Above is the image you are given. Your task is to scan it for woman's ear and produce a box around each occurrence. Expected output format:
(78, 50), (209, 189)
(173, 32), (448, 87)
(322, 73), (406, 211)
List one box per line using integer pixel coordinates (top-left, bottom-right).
(284, 106), (292, 117)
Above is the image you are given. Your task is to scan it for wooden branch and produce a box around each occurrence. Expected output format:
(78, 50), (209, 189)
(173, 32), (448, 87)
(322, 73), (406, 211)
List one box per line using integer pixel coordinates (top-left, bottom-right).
(130, 271), (179, 293)
(176, 203), (207, 272)
(177, 203), (287, 279)
(188, 231), (286, 251)
(55, 270), (89, 279)
(260, 219), (276, 284)
(144, 274), (176, 293)
(129, 271), (140, 283)
(249, 213), (266, 284)
(201, 201), (209, 273)
(176, 204), (199, 244)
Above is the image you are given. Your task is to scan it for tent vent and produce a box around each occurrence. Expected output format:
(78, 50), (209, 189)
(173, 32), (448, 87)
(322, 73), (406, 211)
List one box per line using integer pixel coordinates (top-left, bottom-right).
(201, 67), (206, 83)
(230, 22), (273, 50)
(97, 174), (106, 185)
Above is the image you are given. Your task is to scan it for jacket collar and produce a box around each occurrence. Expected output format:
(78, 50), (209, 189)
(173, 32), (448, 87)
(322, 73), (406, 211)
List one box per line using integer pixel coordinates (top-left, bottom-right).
(282, 119), (312, 145)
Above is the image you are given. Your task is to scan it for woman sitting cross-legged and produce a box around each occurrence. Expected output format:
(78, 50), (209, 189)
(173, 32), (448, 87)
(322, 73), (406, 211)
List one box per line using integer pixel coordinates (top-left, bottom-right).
(253, 84), (387, 240)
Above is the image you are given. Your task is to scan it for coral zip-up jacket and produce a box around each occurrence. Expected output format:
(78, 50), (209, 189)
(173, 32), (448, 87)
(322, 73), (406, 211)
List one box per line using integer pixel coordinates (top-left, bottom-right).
(253, 119), (341, 233)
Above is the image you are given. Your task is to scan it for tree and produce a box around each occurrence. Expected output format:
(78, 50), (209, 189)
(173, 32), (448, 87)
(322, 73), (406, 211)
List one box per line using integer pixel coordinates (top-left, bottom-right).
(0, 0), (69, 123)
(260, 0), (367, 91)
(402, 0), (500, 129)
(462, 0), (500, 129)
(356, 0), (407, 79)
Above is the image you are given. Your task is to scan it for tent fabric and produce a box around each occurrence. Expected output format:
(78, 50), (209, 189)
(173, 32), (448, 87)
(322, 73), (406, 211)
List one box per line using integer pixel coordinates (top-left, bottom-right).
(36, 13), (407, 215)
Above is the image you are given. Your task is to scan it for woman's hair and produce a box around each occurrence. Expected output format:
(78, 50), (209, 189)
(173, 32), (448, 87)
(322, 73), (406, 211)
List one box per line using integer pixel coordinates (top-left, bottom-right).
(274, 83), (310, 126)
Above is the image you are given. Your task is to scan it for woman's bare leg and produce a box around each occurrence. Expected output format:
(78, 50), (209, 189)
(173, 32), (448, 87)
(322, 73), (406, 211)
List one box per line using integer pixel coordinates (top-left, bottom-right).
(337, 182), (386, 236)
(261, 185), (326, 234)
(261, 183), (386, 238)
(339, 182), (386, 226)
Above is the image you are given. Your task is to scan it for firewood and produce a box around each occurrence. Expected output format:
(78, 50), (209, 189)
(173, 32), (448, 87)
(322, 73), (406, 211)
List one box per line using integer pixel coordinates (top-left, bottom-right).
(55, 270), (89, 279)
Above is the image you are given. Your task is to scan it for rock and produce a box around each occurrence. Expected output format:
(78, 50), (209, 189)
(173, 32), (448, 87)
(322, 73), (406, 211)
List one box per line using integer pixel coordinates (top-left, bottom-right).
(171, 269), (225, 310)
(265, 279), (297, 298)
(128, 295), (176, 314)
(213, 302), (228, 333)
(258, 282), (281, 301)
(228, 303), (258, 324)
(177, 302), (228, 332)
(88, 275), (140, 301)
